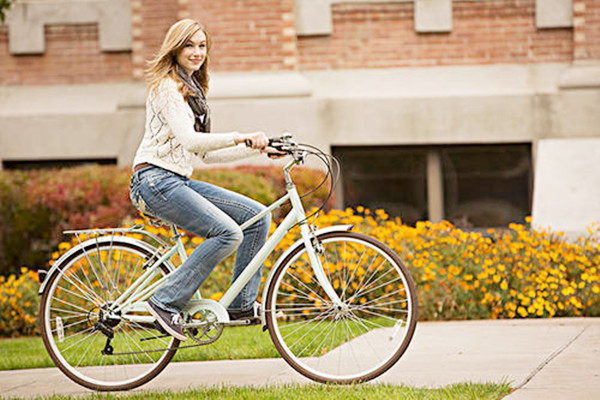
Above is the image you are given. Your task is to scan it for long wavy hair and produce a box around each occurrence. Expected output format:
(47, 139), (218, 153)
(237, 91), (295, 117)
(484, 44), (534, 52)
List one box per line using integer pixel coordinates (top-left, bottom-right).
(145, 19), (212, 96)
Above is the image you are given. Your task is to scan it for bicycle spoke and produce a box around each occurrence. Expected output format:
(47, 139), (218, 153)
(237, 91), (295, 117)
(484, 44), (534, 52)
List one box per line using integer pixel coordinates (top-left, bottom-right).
(50, 306), (94, 318)
(355, 307), (401, 323)
(60, 268), (104, 306)
(348, 275), (401, 304)
(284, 272), (328, 304)
(348, 313), (388, 330)
(340, 245), (370, 300)
(342, 317), (363, 373)
(277, 287), (325, 304)
(359, 290), (407, 308)
(282, 309), (335, 341)
(52, 297), (96, 315)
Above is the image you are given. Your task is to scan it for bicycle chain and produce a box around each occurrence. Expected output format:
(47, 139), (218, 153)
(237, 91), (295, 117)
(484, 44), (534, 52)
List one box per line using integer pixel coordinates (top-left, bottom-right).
(105, 336), (213, 356)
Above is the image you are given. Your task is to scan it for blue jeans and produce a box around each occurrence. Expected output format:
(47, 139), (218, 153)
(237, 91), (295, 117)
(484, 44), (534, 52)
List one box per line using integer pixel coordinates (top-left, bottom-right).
(129, 165), (271, 314)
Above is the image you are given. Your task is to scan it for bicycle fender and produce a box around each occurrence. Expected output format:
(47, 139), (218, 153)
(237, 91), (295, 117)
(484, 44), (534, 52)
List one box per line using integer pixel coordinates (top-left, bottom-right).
(260, 224), (353, 310)
(38, 236), (167, 295)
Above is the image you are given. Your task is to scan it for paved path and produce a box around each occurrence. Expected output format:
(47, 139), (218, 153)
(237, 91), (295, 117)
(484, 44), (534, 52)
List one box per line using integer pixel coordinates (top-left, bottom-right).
(1, 318), (598, 399)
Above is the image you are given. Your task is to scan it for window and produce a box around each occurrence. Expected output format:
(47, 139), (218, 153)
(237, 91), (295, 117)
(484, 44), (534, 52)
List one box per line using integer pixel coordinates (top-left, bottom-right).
(333, 146), (428, 225)
(332, 143), (532, 228)
(2, 158), (117, 170)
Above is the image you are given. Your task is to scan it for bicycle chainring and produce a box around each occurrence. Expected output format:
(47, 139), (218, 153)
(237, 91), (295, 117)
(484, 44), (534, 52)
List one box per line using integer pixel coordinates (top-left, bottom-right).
(184, 310), (223, 345)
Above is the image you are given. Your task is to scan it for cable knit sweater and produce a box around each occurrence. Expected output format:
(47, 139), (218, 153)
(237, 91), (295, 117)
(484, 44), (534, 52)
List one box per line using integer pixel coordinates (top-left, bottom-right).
(132, 77), (260, 177)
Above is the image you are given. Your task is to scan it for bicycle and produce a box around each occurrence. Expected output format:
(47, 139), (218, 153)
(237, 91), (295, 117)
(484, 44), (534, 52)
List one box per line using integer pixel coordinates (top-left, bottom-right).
(38, 135), (418, 391)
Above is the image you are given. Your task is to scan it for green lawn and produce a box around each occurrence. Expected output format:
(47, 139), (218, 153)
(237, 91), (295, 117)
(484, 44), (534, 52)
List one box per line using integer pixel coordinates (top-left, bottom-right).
(0, 325), (278, 371)
(10, 383), (512, 400)
(2, 317), (391, 370)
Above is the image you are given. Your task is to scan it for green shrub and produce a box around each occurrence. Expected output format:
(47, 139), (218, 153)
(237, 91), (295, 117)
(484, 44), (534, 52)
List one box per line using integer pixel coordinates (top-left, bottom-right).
(0, 166), (136, 276)
(0, 165), (332, 276)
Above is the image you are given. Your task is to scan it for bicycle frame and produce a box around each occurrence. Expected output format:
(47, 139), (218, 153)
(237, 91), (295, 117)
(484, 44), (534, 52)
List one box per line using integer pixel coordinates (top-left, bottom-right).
(106, 158), (342, 322)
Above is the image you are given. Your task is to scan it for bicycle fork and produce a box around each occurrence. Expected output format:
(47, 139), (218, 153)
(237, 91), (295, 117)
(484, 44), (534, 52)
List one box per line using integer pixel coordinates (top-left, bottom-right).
(289, 190), (343, 308)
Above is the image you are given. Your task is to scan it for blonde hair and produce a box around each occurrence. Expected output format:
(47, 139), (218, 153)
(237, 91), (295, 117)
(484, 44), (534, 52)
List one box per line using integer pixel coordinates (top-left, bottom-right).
(145, 19), (211, 96)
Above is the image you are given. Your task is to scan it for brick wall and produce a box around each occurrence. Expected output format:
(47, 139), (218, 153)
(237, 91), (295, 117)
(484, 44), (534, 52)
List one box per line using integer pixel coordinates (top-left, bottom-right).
(131, 0), (180, 80)
(297, 0), (573, 70)
(0, 25), (132, 85)
(574, 0), (600, 61)
(1, 0), (598, 86)
(186, 0), (297, 72)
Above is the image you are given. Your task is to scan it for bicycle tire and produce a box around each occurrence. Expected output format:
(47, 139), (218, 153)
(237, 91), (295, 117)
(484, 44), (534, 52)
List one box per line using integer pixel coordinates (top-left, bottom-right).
(265, 231), (417, 384)
(39, 238), (179, 391)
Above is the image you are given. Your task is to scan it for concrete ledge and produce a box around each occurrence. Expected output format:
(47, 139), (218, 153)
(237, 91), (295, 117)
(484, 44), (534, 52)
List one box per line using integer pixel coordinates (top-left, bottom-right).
(7, 0), (132, 54)
(536, 0), (573, 29)
(295, 0), (411, 37)
(209, 72), (312, 100)
(0, 72), (313, 116)
(304, 63), (569, 98)
(415, 0), (453, 33)
(558, 64), (600, 90)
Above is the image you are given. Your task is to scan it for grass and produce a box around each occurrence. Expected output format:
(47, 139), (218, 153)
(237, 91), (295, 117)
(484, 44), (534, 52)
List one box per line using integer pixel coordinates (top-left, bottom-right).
(0, 325), (279, 371)
(9, 382), (512, 400)
(2, 317), (392, 369)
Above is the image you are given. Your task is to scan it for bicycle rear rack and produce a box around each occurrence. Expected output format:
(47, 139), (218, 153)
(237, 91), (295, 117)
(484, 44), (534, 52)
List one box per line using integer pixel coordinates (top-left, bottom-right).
(63, 225), (170, 248)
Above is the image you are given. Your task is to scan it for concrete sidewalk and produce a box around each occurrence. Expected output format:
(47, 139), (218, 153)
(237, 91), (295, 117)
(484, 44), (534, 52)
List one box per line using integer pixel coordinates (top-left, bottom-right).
(1, 318), (598, 399)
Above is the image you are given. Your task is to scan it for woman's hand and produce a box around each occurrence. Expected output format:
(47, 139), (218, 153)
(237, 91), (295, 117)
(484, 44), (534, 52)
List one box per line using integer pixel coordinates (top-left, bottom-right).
(234, 132), (269, 150)
(262, 146), (288, 159)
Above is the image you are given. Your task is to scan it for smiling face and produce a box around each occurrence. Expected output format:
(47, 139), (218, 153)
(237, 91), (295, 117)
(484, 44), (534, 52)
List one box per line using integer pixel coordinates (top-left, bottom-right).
(175, 29), (207, 76)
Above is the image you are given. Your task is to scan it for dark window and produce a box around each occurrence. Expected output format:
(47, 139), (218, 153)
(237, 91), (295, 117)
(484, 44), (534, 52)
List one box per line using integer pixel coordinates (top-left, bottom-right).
(2, 158), (117, 170)
(332, 146), (428, 225)
(442, 144), (532, 228)
(332, 144), (532, 228)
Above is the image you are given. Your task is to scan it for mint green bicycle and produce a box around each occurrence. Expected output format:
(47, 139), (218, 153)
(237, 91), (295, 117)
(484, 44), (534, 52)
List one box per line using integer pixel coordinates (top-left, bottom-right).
(38, 135), (417, 391)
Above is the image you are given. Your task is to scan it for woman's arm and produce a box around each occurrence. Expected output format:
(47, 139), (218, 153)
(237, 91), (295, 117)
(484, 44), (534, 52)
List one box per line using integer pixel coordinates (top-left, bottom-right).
(156, 78), (269, 153)
(157, 79), (239, 152)
(201, 144), (261, 164)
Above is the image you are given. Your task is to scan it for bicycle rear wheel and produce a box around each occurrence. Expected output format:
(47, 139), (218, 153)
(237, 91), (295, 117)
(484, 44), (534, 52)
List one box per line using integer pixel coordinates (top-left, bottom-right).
(39, 238), (179, 391)
(265, 231), (417, 383)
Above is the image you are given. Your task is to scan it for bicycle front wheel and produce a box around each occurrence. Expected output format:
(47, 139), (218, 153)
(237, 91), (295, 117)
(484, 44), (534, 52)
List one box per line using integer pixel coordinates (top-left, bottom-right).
(265, 231), (417, 383)
(39, 238), (179, 391)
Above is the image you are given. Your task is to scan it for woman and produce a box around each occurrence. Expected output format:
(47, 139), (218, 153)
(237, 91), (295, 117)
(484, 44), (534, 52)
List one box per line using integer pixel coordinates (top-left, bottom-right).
(129, 19), (282, 341)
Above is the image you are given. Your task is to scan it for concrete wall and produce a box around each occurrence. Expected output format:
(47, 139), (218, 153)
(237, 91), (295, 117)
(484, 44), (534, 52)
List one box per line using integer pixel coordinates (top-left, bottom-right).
(532, 138), (600, 238)
(2, 62), (598, 162)
(1, 62), (599, 233)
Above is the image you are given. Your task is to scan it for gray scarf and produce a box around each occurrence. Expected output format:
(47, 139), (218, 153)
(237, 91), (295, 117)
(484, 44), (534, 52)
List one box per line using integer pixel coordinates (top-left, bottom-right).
(177, 66), (211, 133)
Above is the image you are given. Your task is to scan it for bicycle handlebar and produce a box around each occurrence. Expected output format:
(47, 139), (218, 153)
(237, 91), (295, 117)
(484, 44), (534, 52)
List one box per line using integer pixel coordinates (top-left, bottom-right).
(243, 134), (301, 159)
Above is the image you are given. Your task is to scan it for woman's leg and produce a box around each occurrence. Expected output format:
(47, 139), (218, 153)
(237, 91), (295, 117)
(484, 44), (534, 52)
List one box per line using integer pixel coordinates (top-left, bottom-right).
(133, 167), (243, 314)
(185, 179), (271, 312)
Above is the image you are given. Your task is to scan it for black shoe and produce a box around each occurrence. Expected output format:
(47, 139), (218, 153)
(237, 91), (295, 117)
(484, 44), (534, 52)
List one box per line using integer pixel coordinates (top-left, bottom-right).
(153, 320), (167, 335)
(228, 302), (261, 325)
(145, 301), (187, 341)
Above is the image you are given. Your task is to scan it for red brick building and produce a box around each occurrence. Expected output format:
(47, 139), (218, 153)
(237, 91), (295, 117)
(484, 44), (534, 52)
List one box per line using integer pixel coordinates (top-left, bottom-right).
(1, 0), (599, 232)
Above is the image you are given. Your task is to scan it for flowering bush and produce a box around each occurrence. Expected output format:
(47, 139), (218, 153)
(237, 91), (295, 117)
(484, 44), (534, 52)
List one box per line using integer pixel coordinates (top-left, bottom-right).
(0, 268), (39, 337)
(2, 207), (599, 337)
(333, 209), (600, 320)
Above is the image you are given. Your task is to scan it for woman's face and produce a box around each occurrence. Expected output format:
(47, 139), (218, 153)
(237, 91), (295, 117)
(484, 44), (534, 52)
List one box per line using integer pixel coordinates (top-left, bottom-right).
(176, 29), (207, 76)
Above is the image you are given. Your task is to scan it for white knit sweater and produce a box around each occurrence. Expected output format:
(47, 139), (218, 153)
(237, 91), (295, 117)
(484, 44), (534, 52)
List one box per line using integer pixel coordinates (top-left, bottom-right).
(132, 77), (260, 177)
